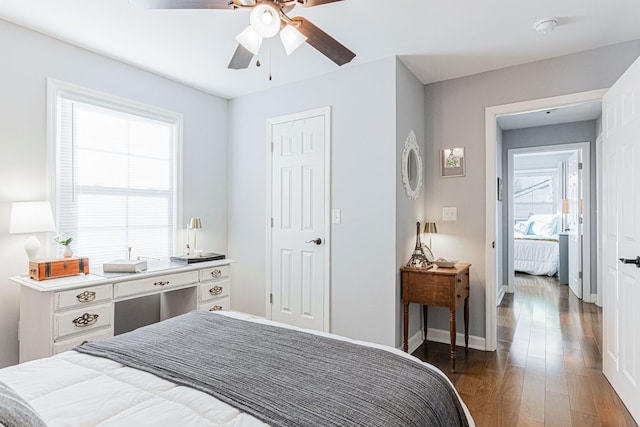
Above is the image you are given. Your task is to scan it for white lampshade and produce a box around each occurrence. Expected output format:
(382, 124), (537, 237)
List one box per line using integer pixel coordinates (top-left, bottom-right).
(9, 201), (56, 260)
(249, 3), (281, 38)
(236, 26), (263, 56)
(280, 25), (307, 56)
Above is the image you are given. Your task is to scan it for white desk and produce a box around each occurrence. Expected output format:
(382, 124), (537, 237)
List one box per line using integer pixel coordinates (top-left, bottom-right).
(11, 259), (234, 363)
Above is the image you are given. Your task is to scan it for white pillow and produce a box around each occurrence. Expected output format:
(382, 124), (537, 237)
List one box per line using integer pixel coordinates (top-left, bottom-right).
(528, 214), (558, 236)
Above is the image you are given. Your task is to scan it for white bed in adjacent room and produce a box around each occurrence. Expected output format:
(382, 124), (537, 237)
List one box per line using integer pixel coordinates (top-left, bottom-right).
(513, 214), (560, 276)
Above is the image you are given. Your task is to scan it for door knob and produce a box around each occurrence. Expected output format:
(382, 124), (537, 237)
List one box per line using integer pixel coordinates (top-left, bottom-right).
(306, 238), (322, 245)
(619, 256), (640, 268)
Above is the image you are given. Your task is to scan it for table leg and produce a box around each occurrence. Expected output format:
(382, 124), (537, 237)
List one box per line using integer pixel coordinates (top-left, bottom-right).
(422, 304), (428, 346)
(403, 302), (409, 353)
(450, 309), (456, 372)
(464, 296), (469, 350)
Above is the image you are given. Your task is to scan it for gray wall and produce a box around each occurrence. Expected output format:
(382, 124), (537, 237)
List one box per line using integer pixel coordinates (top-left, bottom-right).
(395, 59), (426, 347)
(501, 121), (598, 293)
(0, 19), (228, 368)
(228, 57), (399, 346)
(424, 40), (640, 339)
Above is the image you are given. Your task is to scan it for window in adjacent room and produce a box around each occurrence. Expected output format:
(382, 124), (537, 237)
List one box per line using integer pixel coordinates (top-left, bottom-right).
(48, 80), (182, 266)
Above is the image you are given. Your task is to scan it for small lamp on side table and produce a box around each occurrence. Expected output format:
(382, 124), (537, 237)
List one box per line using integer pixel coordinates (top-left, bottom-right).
(9, 201), (56, 260)
(423, 222), (438, 251)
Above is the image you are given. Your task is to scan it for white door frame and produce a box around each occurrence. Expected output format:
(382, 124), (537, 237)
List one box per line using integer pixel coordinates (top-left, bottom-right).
(484, 88), (606, 351)
(506, 143), (591, 295)
(265, 107), (332, 331)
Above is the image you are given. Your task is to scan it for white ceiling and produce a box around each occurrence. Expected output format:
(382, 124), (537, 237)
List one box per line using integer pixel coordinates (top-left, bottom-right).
(498, 100), (603, 130)
(1, 0), (639, 99)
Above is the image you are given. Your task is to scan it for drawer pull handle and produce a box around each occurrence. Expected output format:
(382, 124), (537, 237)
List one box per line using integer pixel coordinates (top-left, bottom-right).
(209, 285), (224, 296)
(154, 280), (170, 286)
(457, 279), (462, 283)
(72, 313), (99, 327)
(76, 291), (96, 303)
(211, 269), (222, 278)
(457, 294), (462, 299)
(209, 305), (223, 312)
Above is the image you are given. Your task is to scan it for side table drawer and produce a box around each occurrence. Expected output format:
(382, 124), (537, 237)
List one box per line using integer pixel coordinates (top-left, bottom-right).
(199, 278), (230, 303)
(53, 328), (113, 354)
(199, 265), (230, 282)
(55, 303), (112, 340)
(199, 296), (230, 313)
(56, 284), (112, 310)
(114, 271), (198, 299)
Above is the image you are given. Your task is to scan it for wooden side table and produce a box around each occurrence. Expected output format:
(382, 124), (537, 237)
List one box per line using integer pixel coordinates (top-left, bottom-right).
(401, 263), (471, 372)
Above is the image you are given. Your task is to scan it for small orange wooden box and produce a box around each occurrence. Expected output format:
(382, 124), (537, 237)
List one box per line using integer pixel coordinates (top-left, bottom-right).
(29, 257), (90, 281)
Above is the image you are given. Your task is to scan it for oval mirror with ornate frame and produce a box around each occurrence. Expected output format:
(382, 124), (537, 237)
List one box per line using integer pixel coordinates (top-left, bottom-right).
(401, 130), (423, 200)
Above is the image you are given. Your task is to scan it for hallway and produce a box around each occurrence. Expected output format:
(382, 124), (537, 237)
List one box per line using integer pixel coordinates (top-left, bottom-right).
(412, 273), (636, 426)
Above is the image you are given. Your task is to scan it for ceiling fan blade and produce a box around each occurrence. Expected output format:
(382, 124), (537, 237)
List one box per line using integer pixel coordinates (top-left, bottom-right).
(228, 44), (254, 69)
(130, 0), (234, 9)
(296, 0), (342, 7)
(292, 17), (355, 66)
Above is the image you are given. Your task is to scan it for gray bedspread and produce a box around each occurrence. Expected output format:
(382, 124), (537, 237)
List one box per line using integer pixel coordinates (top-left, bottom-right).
(76, 311), (469, 427)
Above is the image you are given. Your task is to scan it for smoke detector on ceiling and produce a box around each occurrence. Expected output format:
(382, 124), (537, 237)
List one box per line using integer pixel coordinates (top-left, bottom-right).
(533, 17), (559, 35)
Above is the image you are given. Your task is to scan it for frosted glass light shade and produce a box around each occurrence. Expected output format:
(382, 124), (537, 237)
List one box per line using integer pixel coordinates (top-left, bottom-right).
(280, 25), (307, 55)
(250, 3), (281, 38)
(236, 26), (263, 56)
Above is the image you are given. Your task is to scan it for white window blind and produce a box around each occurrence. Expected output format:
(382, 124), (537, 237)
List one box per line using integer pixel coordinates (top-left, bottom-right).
(50, 81), (182, 266)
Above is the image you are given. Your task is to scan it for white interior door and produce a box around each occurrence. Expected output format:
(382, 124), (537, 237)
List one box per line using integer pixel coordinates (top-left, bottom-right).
(268, 109), (330, 332)
(602, 55), (640, 423)
(567, 151), (582, 299)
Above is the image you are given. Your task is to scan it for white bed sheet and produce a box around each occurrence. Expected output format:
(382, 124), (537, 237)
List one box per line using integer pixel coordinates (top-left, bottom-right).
(0, 311), (474, 427)
(513, 235), (559, 276)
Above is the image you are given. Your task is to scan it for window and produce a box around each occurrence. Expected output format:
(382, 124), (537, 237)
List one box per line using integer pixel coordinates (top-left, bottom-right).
(513, 169), (557, 221)
(48, 80), (182, 266)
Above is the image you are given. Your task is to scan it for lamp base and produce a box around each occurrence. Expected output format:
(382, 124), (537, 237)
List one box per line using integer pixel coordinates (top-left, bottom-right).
(24, 235), (41, 260)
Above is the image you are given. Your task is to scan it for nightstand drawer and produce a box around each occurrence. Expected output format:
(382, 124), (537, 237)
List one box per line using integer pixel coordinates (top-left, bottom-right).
(53, 328), (112, 354)
(114, 271), (198, 299)
(54, 303), (112, 339)
(199, 297), (230, 312)
(199, 279), (230, 302)
(199, 266), (230, 282)
(55, 284), (112, 310)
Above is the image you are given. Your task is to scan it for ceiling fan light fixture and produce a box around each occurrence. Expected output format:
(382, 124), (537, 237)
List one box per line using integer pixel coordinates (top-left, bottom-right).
(250, 3), (281, 38)
(280, 24), (307, 55)
(236, 26), (263, 55)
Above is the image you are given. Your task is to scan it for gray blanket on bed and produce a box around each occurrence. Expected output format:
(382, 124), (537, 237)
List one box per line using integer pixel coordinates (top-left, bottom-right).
(76, 312), (469, 427)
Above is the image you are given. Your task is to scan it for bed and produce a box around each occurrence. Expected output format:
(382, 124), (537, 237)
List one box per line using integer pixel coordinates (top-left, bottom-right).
(513, 214), (560, 276)
(0, 311), (474, 427)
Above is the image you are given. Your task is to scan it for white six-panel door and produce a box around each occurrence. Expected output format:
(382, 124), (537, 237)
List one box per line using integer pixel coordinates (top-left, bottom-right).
(602, 55), (640, 423)
(268, 108), (330, 332)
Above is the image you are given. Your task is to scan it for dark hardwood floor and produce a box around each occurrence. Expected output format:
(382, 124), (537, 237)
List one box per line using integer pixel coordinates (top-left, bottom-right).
(412, 273), (637, 426)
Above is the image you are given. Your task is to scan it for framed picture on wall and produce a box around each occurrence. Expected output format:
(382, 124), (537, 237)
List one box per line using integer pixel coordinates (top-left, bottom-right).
(440, 147), (465, 177)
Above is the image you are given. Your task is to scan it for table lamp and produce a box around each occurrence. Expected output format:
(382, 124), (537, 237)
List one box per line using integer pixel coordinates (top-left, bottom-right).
(9, 201), (56, 259)
(423, 222), (438, 250)
(189, 217), (202, 252)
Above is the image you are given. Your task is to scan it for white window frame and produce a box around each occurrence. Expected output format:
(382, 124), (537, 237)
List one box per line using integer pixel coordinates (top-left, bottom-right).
(46, 78), (184, 259)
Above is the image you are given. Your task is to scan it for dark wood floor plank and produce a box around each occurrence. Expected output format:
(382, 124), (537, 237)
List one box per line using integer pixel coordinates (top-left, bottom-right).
(411, 273), (638, 427)
(544, 391), (572, 427)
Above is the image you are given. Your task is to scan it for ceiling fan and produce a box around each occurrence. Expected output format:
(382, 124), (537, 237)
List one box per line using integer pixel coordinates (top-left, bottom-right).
(131, 0), (356, 70)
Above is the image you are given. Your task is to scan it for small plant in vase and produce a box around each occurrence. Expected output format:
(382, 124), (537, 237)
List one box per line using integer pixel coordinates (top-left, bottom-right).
(55, 234), (74, 258)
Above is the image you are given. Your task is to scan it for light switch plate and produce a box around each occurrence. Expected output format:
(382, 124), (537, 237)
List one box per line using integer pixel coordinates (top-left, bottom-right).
(332, 209), (341, 224)
(442, 207), (457, 221)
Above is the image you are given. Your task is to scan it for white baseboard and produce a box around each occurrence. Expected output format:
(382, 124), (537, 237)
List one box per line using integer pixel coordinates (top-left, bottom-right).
(497, 285), (507, 305)
(403, 328), (486, 353)
(426, 328), (486, 351)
